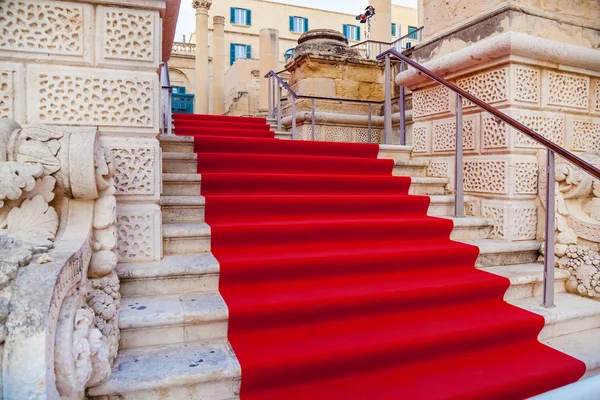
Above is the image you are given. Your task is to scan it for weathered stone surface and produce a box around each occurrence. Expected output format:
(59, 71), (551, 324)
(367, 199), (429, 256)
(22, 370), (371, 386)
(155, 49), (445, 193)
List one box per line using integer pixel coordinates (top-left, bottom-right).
(293, 29), (361, 60)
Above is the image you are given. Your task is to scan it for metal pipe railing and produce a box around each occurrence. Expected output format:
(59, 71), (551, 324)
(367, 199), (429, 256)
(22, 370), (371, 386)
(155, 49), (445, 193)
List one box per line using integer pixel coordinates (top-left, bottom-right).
(377, 48), (600, 308)
(160, 62), (173, 136)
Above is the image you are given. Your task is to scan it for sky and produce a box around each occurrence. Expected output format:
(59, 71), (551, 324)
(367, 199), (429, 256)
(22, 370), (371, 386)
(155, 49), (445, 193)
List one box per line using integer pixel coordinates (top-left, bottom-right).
(175, 0), (418, 42)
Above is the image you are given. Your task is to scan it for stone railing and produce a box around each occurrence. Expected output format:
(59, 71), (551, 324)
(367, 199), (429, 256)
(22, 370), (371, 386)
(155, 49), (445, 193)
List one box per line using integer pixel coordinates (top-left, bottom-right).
(172, 41), (196, 57)
(0, 121), (120, 398)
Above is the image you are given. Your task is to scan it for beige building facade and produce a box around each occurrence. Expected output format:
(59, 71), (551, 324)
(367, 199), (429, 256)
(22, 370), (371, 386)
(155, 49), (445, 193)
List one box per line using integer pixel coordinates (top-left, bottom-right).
(169, 0), (418, 115)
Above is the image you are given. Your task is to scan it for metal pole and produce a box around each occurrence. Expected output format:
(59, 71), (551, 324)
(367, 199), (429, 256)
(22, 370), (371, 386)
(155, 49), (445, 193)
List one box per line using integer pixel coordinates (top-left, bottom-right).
(311, 98), (315, 141)
(399, 61), (406, 146)
(268, 75), (273, 118)
(291, 91), (296, 140)
(276, 82), (282, 131)
(160, 62), (173, 136)
(384, 54), (392, 144)
(455, 93), (464, 218)
(543, 149), (556, 308)
(368, 103), (372, 143)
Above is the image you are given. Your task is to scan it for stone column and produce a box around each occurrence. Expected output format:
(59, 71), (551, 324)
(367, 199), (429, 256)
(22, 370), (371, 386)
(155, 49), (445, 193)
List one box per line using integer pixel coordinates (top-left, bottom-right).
(259, 28), (280, 112)
(369, 0), (391, 43)
(212, 16), (225, 115)
(193, 0), (212, 114)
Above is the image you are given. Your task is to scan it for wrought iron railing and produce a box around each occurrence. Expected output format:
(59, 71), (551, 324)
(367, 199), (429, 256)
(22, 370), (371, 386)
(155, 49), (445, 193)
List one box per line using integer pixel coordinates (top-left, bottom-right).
(352, 27), (423, 60)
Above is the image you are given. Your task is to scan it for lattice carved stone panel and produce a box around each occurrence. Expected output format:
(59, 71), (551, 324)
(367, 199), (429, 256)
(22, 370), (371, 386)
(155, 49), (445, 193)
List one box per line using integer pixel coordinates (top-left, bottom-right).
(514, 66), (540, 104)
(457, 68), (507, 107)
(513, 113), (564, 148)
(432, 117), (476, 153)
(482, 205), (506, 239)
(322, 126), (351, 142)
(514, 162), (538, 194)
(412, 86), (450, 118)
(0, 1), (86, 56)
(116, 205), (161, 262)
(427, 161), (449, 178)
(97, 6), (160, 67)
(0, 71), (13, 119)
(545, 71), (589, 110)
(594, 80), (600, 113)
(412, 124), (430, 153)
(482, 115), (508, 150)
(571, 119), (600, 152)
(354, 128), (382, 144)
(513, 207), (538, 240)
(27, 65), (158, 132)
(464, 161), (507, 194)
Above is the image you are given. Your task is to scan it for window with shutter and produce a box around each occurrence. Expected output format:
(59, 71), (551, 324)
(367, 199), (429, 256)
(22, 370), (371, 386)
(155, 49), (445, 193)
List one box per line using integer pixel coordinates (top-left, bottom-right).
(230, 7), (251, 26)
(290, 16), (308, 33)
(230, 43), (251, 65)
(343, 24), (360, 41)
(391, 23), (397, 37)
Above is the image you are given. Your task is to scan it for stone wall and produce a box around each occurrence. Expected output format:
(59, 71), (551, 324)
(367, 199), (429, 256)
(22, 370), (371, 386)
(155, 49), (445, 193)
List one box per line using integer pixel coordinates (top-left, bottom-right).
(0, 0), (165, 263)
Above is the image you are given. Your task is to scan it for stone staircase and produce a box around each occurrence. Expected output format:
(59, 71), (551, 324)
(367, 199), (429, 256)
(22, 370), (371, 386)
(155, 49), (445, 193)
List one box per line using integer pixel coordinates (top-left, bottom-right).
(89, 135), (600, 398)
(88, 135), (241, 399)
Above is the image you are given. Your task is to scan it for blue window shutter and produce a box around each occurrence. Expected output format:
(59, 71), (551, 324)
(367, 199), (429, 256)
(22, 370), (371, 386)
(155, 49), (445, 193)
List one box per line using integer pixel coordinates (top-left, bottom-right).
(304, 17), (308, 32)
(289, 16), (293, 31)
(342, 24), (347, 38)
(230, 43), (235, 65)
(357, 26), (361, 41)
(246, 9), (251, 26)
(391, 23), (396, 36)
(230, 7), (235, 23)
(246, 45), (251, 59)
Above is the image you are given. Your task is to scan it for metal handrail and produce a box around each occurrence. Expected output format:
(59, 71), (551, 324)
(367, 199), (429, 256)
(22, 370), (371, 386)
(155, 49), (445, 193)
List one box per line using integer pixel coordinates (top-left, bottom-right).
(265, 69), (410, 142)
(160, 62), (173, 135)
(376, 48), (600, 308)
(351, 27), (424, 59)
(376, 49), (600, 180)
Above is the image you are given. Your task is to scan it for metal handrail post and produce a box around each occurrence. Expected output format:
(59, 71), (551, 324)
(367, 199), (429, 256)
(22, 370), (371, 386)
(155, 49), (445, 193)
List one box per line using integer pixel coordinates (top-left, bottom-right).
(384, 54), (392, 144)
(276, 82), (282, 131)
(268, 75), (273, 118)
(311, 98), (315, 141)
(455, 93), (465, 218)
(399, 61), (406, 146)
(543, 149), (556, 308)
(368, 103), (372, 143)
(291, 91), (296, 140)
(160, 62), (173, 136)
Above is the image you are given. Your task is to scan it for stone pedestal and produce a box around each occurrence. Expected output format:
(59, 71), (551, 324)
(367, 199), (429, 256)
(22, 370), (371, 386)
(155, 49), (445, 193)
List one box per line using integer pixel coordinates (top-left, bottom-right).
(212, 16), (225, 115)
(193, 0), (211, 114)
(259, 29), (280, 112)
(397, 3), (600, 242)
(369, 0), (392, 43)
(284, 29), (390, 142)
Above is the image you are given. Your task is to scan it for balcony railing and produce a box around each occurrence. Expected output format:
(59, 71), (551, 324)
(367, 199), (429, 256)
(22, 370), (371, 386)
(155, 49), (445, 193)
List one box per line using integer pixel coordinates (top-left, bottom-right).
(352, 26), (423, 60)
(172, 42), (196, 57)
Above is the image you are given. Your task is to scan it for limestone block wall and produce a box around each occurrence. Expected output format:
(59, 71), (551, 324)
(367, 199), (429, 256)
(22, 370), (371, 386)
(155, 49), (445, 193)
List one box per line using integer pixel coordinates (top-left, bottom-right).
(0, 0), (165, 262)
(409, 60), (600, 241)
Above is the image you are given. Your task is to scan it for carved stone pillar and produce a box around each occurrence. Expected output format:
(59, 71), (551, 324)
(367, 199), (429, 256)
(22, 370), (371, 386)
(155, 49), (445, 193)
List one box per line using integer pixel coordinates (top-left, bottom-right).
(193, 0), (212, 114)
(212, 16), (226, 115)
(259, 28), (280, 112)
(369, 0), (392, 43)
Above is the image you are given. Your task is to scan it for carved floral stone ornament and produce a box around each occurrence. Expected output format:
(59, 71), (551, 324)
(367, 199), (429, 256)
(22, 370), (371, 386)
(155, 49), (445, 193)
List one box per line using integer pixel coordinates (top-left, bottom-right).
(192, 0), (212, 10)
(540, 152), (600, 300)
(0, 119), (120, 398)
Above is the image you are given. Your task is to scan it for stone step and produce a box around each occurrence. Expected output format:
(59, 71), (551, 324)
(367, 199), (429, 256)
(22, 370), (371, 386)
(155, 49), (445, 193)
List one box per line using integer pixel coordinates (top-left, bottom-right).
(542, 327), (600, 378)
(427, 195), (468, 217)
(163, 152), (198, 174)
(162, 173), (201, 196)
(160, 195), (206, 223)
(87, 340), (240, 399)
(275, 130), (292, 140)
(163, 222), (211, 255)
(512, 292), (600, 341)
(377, 144), (412, 162)
(393, 159), (429, 177)
(119, 291), (228, 349)
(116, 253), (220, 297)
(159, 134), (195, 153)
(460, 239), (541, 268)
(480, 263), (570, 301)
(408, 177), (448, 195)
(447, 217), (493, 240)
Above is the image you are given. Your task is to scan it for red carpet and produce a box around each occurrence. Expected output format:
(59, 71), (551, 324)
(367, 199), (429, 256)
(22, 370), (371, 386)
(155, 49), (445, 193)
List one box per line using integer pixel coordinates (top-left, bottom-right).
(174, 113), (586, 399)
